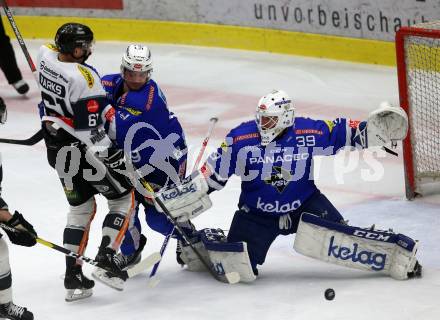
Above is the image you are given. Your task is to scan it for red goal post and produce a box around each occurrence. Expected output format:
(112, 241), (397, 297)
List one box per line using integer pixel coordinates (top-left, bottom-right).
(396, 22), (440, 199)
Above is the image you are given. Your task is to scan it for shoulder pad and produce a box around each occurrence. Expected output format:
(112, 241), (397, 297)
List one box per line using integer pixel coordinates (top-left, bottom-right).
(44, 43), (59, 51)
(76, 65), (95, 89)
(101, 74), (118, 87)
(145, 82), (158, 111)
(294, 118), (325, 135)
(157, 84), (167, 104)
(103, 74), (125, 92)
(120, 106), (143, 116)
(332, 118), (344, 126)
(348, 119), (361, 129)
(232, 132), (260, 144)
(101, 79), (114, 87)
(120, 90), (148, 111)
(83, 62), (100, 76)
(230, 121), (260, 144)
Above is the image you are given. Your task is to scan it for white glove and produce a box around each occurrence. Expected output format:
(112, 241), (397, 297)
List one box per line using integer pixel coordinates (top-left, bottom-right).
(367, 102), (408, 147)
(155, 171), (212, 222)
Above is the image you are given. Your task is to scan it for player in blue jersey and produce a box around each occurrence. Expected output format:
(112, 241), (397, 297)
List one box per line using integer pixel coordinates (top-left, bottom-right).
(94, 44), (188, 289)
(154, 90), (422, 283)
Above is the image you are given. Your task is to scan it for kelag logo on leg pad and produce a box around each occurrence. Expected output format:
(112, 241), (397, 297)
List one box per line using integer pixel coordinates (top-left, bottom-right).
(327, 236), (386, 271)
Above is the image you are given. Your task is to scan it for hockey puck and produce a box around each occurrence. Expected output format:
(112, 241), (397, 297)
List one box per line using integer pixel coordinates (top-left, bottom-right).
(324, 288), (335, 300)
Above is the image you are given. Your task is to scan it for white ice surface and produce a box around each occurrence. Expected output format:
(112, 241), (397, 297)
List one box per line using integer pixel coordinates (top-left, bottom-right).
(0, 40), (439, 320)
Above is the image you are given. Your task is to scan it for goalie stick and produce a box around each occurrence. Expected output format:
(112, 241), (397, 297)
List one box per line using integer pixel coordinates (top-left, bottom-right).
(148, 117), (219, 287)
(0, 129), (43, 146)
(148, 118), (218, 282)
(0, 222), (161, 281)
(193, 117), (218, 170)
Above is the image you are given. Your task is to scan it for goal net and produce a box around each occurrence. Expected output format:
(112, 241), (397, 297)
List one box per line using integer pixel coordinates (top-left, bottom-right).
(396, 22), (440, 199)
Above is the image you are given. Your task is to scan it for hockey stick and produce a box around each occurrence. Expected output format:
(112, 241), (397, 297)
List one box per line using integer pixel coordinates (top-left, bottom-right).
(0, 0), (37, 79)
(37, 237), (161, 280)
(0, 1), (42, 145)
(383, 146), (398, 157)
(0, 129), (43, 145)
(193, 117), (218, 170)
(136, 172), (239, 284)
(148, 117), (218, 287)
(0, 222), (161, 280)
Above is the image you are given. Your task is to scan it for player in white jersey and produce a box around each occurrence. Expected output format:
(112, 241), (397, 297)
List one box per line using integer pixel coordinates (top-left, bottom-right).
(0, 98), (36, 320)
(37, 23), (135, 301)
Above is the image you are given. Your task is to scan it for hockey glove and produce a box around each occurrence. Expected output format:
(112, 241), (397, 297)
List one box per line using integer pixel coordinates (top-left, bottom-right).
(98, 146), (135, 190)
(102, 147), (126, 171)
(3, 211), (37, 247)
(0, 97), (7, 124)
(155, 171), (212, 222)
(367, 102), (408, 147)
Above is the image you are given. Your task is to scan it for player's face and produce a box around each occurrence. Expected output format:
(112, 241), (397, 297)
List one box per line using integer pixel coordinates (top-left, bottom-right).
(123, 69), (149, 90)
(72, 41), (94, 62)
(260, 115), (278, 130)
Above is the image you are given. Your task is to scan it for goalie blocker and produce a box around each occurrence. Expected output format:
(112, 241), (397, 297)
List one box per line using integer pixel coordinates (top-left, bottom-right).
(179, 228), (256, 283)
(294, 213), (421, 280)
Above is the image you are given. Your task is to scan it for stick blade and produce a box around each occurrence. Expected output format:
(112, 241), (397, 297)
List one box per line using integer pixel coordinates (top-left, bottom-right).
(127, 252), (161, 278)
(148, 277), (161, 288)
(225, 272), (240, 284)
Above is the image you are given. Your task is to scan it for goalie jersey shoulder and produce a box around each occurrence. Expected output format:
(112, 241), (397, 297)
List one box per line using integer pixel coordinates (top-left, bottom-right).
(225, 120), (260, 148)
(295, 117), (337, 135)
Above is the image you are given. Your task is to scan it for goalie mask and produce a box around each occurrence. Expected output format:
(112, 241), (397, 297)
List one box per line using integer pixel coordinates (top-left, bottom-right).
(121, 44), (153, 90)
(256, 90), (294, 145)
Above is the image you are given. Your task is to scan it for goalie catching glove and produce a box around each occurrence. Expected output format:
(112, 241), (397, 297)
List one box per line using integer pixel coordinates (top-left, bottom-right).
(367, 102), (408, 147)
(154, 171), (212, 222)
(2, 211), (37, 247)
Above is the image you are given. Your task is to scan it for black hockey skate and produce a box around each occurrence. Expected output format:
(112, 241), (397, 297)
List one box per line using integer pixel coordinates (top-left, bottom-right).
(0, 302), (33, 320)
(93, 235), (147, 291)
(12, 80), (29, 95)
(64, 265), (95, 302)
(408, 260), (423, 278)
(95, 247), (124, 276)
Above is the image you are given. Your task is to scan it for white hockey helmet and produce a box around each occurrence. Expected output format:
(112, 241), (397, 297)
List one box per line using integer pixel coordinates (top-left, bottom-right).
(255, 90), (294, 145)
(121, 44), (153, 82)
